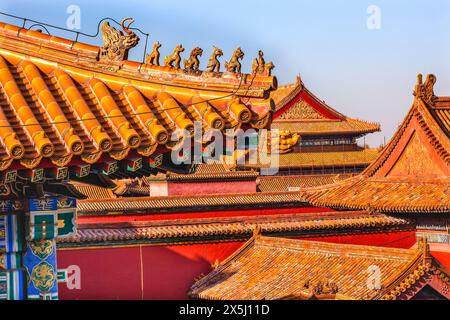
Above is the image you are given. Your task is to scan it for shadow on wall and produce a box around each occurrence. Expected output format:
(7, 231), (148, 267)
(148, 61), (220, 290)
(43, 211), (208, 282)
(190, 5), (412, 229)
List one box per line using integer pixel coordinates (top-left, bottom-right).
(57, 241), (243, 300)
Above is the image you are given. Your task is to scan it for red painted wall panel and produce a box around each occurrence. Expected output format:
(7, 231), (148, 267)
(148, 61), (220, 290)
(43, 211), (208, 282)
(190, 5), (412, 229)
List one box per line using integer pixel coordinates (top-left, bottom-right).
(168, 181), (256, 196)
(431, 251), (450, 270)
(58, 247), (142, 300)
(297, 231), (417, 249)
(58, 242), (242, 300)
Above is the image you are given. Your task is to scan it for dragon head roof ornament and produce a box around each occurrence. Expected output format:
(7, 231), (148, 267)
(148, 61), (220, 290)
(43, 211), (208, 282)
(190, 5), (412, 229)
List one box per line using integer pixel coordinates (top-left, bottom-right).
(98, 17), (276, 78)
(100, 17), (140, 62)
(414, 74), (437, 107)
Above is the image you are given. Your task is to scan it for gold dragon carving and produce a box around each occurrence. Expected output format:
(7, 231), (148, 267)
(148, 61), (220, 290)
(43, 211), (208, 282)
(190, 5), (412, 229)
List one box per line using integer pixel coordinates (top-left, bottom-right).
(414, 74), (437, 106)
(100, 18), (140, 61)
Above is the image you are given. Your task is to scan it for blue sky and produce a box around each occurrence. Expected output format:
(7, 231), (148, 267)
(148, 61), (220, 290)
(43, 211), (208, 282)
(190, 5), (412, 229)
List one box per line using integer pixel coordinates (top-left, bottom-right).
(0, 0), (449, 146)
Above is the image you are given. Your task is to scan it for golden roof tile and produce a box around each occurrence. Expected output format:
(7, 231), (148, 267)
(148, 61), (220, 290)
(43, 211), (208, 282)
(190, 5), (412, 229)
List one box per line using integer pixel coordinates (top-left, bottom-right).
(166, 163), (258, 181)
(189, 235), (450, 300)
(258, 174), (354, 192)
(243, 149), (379, 169)
(301, 75), (450, 213)
(0, 20), (276, 171)
(77, 192), (307, 215)
(271, 78), (380, 136)
(71, 181), (117, 200)
(58, 211), (412, 245)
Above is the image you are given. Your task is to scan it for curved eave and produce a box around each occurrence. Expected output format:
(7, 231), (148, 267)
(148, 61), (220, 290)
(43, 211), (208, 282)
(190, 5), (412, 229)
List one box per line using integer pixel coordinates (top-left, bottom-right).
(0, 21), (277, 171)
(301, 177), (450, 214)
(77, 192), (309, 215)
(272, 117), (381, 136)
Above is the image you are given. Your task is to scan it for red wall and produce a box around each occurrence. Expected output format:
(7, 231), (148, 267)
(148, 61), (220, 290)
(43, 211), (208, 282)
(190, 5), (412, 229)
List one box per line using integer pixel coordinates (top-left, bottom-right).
(57, 230), (416, 300)
(168, 181), (256, 196)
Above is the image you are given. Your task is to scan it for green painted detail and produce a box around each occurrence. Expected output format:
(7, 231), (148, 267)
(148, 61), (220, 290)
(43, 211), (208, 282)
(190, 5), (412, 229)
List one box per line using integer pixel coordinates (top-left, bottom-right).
(0, 271), (6, 300)
(29, 213), (57, 240)
(57, 211), (76, 238)
(57, 270), (67, 283)
(127, 158), (142, 172)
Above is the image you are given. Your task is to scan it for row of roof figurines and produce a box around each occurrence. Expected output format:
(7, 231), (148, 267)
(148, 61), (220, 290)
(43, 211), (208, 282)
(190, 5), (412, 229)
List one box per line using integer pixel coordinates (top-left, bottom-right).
(100, 18), (275, 76)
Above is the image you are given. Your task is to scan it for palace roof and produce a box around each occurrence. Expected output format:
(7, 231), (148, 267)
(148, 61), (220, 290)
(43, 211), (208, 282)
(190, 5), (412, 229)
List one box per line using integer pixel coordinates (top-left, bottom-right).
(77, 191), (308, 215)
(110, 163), (259, 196)
(189, 234), (450, 300)
(58, 211), (412, 246)
(271, 77), (380, 136)
(258, 174), (355, 192)
(300, 75), (450, 213)
(242, 148), (379, 169)
(0, 20), (276, 173)
(72, 181), (117, 199)
(165, 162), (258, 182)
(73, 171), (351, 198)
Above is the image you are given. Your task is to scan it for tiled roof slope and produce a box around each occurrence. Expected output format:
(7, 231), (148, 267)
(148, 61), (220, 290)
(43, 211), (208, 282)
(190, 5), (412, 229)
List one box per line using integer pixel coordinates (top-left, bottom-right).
(243, 149), (379, 169)
(0, 21), (276, 171)
(59, 211), (412, 246)
(71, 181), (117, 199)
(189, 235), (450, 300)
(77, 192), (308, 215)
(301, 75), (450, 213)
(166, 163), (258, 181)
(271, 77), (380, 136)
(258, 174), (354, 192)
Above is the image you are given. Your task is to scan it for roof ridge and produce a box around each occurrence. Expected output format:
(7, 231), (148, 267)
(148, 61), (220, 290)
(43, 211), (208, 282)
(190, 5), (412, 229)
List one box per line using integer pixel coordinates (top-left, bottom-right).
(0, 20), (277, 98)
(365, 74), (449, 176)
(302, 86), (346, 120)
(255, 235), (416, 258)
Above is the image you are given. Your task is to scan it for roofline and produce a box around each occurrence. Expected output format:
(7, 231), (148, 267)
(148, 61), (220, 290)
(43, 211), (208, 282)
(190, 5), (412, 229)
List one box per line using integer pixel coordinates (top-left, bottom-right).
(0, 20), (277, 98)
(77, 191), (309, 215)
(190, 235), (450, 300)
(60, 210), (414, 248)
(363, 94), (450, 178)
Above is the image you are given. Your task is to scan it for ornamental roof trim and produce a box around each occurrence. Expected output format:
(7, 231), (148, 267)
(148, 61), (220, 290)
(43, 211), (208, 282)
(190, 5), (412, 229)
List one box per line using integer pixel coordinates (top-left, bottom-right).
(300, 74), (450, 213)
(189, 235), (450, 300)
(271, 77), (380, 136)
(0, 19), (277, 172)
(58, 211), (413, 245)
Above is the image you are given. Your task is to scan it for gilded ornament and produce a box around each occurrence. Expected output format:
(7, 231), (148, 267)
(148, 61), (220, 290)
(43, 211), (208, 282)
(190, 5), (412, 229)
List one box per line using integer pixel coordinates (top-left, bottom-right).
(206, 47), (223, 73)
(31, 261), (56, 293)
(225, 47), (244, 73)
(183, 47), (203, 72)
(164, 44), (185, 69)
(99, 18), (140, 61)
(29, 240), (54, 260)
(146, 41), (161, 66)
